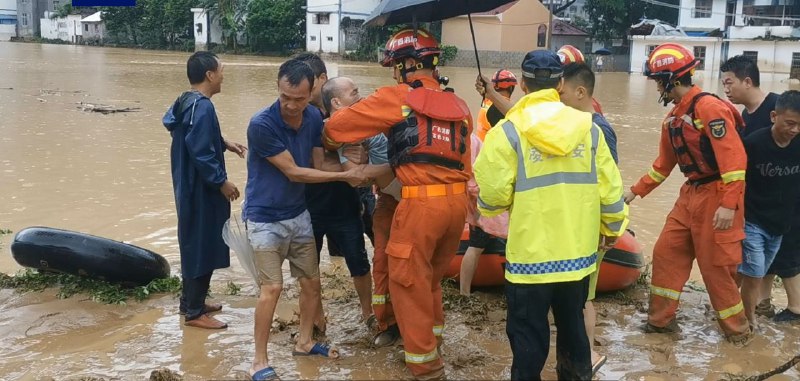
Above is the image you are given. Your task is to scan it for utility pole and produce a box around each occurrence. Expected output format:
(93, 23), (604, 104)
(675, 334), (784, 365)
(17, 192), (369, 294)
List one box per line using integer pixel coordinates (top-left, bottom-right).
(338, 0), (343, 54)
(546, 0), (554, 50)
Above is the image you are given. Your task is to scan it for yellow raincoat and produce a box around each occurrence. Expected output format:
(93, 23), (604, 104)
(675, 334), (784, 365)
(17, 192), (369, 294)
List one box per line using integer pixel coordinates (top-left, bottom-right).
(474, 89), (629, 284)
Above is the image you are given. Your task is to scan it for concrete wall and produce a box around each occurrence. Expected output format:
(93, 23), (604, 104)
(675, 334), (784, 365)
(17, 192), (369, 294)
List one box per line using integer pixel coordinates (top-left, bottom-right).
(0, 24), (14, 40)
(552, 35), (588, 52)
(191, 8), (222, 51)
(40, 11), (81, 42)
(304, 0), (377, 53)
(306, 12), (339, 53)
(728, 25), (796, 39)
(727, 40), (800, 79)
(629, 35), (723, 78)
(82, 21), (104, 43)
(442, 0), (550, 53)
(678, 0), (727, 30)
(446, 49), (526, 69)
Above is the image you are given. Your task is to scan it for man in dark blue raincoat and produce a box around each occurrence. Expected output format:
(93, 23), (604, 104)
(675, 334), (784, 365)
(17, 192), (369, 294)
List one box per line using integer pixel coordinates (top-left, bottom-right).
(162, 51), (246, 330)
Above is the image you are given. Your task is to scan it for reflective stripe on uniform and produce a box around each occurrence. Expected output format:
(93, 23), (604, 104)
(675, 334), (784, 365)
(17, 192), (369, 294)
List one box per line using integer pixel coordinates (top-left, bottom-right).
(401, 105), (412, 117)
(433, 325), (444, 337)
(506, 253), (597, 275)
(478, 196), (507, 211)
(602, 220), (625, 233)
(500, 121), (599, 192)
(601, 197), (625, 214)
(650, 285), (681, 300)
(373, 294), (387, 305)
(648, 168), (667, 183)
(721, 170), (745, 184)
(405, 349), (439, 364)
(718, 301), (745, 320)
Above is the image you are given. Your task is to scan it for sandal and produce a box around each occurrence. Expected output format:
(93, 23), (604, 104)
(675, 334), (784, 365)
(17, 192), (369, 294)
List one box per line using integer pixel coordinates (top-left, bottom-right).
(292, 342), (340, 358)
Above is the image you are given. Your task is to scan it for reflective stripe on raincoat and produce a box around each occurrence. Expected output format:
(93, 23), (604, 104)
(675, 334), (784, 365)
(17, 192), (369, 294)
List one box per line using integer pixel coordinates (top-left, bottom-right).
(474, 89), (629, 284)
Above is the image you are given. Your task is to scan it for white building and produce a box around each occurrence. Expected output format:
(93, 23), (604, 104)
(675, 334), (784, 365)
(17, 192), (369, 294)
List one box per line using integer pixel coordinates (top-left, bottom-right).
(629, 0), (800, 80)
(191, 8), (223, 51)
(40, 10), (82, 43)
(80, 11), (104, 44)
(0, 0), (16, 40)
(305, 0), (379, 54)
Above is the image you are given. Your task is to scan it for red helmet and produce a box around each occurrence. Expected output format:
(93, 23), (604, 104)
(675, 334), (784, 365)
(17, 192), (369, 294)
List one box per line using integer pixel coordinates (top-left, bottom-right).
(557, 45), (585, 65)
(381, 28), (441, 68)
(492, 69), (518, 90)
(645, 43), (698, 82)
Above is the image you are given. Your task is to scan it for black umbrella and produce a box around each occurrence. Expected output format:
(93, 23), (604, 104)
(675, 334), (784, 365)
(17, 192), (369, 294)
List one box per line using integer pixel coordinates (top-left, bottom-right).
(364, 0), (518, 76)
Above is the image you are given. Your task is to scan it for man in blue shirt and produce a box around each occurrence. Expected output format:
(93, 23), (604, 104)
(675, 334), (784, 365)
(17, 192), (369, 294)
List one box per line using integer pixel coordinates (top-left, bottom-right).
(244, 59), (364, 381)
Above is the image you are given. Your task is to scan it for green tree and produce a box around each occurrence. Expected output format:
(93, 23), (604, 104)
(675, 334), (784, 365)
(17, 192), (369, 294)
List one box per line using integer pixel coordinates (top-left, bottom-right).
(197, 0), (248, 51)
(102, 0), (193, 49)
(584, 0), (679, 43)
(245, 0), (305, 53)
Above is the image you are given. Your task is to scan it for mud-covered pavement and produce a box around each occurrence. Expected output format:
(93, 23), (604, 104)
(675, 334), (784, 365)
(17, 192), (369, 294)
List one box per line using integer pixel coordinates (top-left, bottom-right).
(2, 42), (799, 380)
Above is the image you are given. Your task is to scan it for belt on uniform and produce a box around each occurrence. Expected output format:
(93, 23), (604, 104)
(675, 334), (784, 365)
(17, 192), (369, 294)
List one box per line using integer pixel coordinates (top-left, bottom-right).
(686, 174), (721, 186)
(401, 182), (466, 199)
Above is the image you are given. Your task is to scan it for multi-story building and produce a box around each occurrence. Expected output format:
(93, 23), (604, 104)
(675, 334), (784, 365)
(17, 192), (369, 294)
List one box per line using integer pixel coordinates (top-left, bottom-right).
(0, 0), (16, 40)
(630, 0), (800, 80)
(16, 0), (59, 38)
(305, 0), (379, 54)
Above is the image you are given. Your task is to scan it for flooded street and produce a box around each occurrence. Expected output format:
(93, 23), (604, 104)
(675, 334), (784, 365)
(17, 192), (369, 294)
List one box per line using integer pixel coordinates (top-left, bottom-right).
(1, 42), (799, 380)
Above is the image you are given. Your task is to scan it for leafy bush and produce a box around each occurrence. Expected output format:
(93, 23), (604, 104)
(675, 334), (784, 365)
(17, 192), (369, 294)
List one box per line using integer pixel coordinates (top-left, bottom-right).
(440, 45), (458, 65)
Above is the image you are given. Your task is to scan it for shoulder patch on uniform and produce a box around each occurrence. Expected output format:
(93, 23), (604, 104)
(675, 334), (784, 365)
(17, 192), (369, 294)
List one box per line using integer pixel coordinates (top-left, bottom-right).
(709, 119), (726, 138)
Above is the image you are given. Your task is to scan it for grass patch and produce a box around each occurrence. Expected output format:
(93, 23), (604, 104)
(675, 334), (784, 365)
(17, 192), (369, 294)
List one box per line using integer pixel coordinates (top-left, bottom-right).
(0, 269), (181, 305)
(225, 281), (241, 296)
(0, 228), (11, 235)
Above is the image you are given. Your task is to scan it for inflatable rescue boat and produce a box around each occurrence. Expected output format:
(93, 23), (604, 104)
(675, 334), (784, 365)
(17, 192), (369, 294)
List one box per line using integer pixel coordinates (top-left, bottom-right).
(445, 227), (644, 292)
(10, 226), (171, 287)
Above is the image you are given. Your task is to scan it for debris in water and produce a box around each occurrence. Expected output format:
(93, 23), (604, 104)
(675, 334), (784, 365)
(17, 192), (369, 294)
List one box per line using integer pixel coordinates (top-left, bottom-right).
(149, 368), (183, 381)
(723, 354), (800, 381)
(78, 102), (141, 114)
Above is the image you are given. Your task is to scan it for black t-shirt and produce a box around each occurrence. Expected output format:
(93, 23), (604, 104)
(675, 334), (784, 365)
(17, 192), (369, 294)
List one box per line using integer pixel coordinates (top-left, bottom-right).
(742, 92), (779, 137)
(306, 182), (361, 222)
(486, 104), (505, 127)
(743, 127), (800, 235)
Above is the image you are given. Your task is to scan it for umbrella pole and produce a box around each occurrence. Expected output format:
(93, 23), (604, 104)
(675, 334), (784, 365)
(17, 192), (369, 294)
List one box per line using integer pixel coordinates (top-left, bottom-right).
(467, 12), (482, 77)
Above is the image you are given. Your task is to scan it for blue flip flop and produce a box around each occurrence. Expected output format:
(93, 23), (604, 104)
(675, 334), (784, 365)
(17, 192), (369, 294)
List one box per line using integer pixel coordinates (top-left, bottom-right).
(292, 342), (339, 358)
(251, 366), (279, 381)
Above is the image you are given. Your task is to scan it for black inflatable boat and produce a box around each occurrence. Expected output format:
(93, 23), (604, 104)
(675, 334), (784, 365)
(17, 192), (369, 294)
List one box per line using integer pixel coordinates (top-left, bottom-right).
(10, 227), (170, 287)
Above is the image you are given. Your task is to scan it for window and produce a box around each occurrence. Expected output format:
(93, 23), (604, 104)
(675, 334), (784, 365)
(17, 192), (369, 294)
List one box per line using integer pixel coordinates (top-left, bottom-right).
(22, 13), (28, 26)
(537, 24), (547, 48)
(694, 0), (712, 18)
(313, 13), (330, 24)
(646, 45), (657, 57)
(791, 52), (800, 80)
(743, 50), (758, 63)
(693, 46), (706, 70)
(84, 24), (89, 32)
(94, 24), (98, 32)
(327, 36), (333, 41)
(310, 35), (316, 41)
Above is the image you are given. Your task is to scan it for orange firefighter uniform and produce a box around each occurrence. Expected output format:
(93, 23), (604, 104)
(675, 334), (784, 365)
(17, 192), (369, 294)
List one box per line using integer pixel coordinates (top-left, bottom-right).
(476, 98), (493, 141)
(631, 85), (750, 337)
(324, 74), (472, 377)
(371, 188), (398, 332)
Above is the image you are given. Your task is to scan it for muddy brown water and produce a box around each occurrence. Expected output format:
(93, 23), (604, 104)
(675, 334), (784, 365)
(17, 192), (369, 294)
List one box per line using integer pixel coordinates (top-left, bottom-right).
(1, 42), (798, 380)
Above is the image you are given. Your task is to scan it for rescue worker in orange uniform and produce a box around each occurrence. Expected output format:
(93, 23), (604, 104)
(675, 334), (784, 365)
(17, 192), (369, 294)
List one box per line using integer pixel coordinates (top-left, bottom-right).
(477, 45), (604, 118)
(623, 43), (753, 344)
(557, 44), (604, 114)
(323, 28), (472, 379)
(476, 69), (517, 141)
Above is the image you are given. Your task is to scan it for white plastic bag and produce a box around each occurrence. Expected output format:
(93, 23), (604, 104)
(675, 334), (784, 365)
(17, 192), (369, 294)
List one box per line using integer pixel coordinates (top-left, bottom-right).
(222, 212), (258, 285)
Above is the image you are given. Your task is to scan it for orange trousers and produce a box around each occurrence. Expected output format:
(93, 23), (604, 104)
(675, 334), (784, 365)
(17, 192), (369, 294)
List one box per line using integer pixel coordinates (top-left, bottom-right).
(648, 181), (750, 337)
(387, 187), (468, 378)
(372, 191), (399, 331)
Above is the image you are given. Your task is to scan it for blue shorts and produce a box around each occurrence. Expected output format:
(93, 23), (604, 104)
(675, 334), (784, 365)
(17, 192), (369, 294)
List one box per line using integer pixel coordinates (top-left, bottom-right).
(312, 217), (370, 277)
(738, 221), (783, 278)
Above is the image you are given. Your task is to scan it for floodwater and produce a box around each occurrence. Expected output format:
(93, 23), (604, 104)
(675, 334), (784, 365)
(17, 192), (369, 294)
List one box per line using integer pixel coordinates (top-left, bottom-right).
(0, 42), (798, 380)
